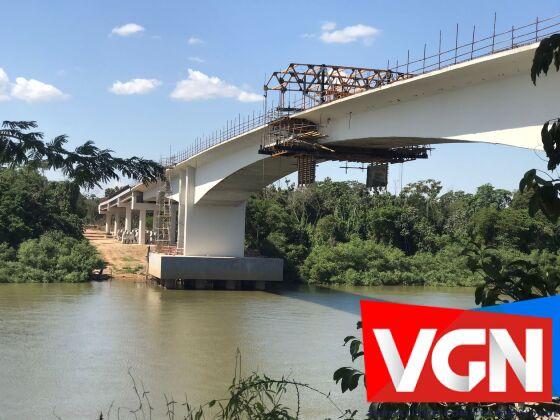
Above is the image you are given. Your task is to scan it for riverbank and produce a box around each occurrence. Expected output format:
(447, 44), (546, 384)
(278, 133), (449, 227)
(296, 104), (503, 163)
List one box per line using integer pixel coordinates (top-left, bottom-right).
(84, 229), (147, 281)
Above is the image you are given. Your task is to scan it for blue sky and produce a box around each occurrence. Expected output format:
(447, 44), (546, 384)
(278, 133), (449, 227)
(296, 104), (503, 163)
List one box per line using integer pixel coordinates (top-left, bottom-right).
(0, 0), (557, 194)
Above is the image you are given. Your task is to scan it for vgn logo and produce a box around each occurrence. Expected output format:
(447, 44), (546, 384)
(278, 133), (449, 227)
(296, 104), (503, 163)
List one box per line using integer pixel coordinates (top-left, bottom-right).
(360, 297), (560, 402)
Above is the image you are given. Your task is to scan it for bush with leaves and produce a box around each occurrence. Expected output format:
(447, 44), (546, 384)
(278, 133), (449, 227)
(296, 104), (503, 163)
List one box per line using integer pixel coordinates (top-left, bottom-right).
(301, 237), (418, 286)
(0, 231), (103, 283)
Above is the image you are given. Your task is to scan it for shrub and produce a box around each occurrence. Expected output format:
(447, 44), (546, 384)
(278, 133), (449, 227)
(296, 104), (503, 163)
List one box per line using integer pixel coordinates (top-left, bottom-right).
(301, 237), (415, 285)
(0, 231), (103, 283)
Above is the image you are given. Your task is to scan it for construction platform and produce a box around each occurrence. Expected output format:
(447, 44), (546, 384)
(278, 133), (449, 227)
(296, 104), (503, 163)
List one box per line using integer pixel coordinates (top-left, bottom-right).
(147, 253), (283, 290)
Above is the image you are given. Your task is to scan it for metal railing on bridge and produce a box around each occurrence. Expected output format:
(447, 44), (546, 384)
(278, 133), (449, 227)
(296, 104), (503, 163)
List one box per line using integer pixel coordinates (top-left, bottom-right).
(391, 13), (560, 75)
(161, 13), (560, 168)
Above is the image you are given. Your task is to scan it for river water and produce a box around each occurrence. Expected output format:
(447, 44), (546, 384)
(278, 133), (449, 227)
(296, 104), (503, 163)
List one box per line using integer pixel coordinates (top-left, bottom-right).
(0, 281), (475, 419)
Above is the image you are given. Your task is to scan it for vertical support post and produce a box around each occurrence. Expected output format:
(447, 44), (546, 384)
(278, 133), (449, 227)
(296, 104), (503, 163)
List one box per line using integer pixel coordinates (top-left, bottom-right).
(125, 205), (132, 232)
(138, 209), (146, 245)
(454, 23), (459, 64)
(438, 30), (442, 69)
(169, 203), (177, 245)
(471, 26), (476, 59)
(492, 12), (497, 53)
(113, 213), (119, 238)
(105, 212), (111, 235)
(176, 169), (186, 250)
(535, 17), (539, 42)
(406, 49), (410, 74)
(182, 166), (196, 256)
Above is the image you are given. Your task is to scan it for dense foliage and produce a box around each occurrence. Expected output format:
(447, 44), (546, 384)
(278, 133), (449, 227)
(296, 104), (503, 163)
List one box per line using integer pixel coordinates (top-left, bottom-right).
(246, 179), (559, 287)
(0, 231), (103, 283)
(0, 168), (103, 282)
(0, 168), (86, 247)
(0, 121), (164, 189)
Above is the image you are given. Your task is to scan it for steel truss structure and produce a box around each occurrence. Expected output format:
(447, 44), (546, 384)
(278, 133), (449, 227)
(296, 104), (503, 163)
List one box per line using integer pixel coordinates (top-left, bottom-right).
(264, 63), (412, 109)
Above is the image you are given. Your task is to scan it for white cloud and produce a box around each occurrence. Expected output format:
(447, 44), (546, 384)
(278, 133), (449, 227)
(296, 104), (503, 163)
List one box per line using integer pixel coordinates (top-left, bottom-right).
(188, 56), (205, 63)
(111, 23), (145, 37)
(0, 68), (10, 101)
(170, 69), (261, 102)
(109, 78), (161, 95)
(321, 21), (337, 31)
(187, 36), (204, 45)
(11, 77), (68, 103)
(320, 23), (380, 45)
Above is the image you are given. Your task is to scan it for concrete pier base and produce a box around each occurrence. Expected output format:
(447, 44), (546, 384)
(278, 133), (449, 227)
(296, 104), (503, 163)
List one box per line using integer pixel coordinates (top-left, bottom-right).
(164, 278), (180, 289)
(195, 279), (212, 290)
(225, 280), (238, 290)
(148, 254), (283, 288)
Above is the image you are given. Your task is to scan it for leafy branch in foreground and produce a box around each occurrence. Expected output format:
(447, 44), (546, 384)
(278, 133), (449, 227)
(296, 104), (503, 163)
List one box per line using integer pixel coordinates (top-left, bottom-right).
(463, 240), (559, 306)
(519, 120), (560, 222)
(522, 35), (560, 222)
(0, 121), (164, 189)
(531, 33), (560, 84)
(97, 352), (356, 420)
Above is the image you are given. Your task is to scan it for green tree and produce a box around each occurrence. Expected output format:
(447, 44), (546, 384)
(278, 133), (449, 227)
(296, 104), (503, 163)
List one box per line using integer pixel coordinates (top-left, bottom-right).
(0, 121), (163, 189)
(0, 168), (84, 246)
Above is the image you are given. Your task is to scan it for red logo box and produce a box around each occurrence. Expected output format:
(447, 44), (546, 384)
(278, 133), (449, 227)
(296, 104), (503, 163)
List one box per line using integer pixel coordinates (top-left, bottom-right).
(361, 301), (552, 402)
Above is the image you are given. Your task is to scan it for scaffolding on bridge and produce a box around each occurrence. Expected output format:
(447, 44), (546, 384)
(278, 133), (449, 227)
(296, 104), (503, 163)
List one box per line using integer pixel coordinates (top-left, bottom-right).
(154, 176), (172, 253)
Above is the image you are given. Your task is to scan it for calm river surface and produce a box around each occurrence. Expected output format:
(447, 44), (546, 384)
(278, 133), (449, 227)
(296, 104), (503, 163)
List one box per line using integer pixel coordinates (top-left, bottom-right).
(0, 281), (475, 419)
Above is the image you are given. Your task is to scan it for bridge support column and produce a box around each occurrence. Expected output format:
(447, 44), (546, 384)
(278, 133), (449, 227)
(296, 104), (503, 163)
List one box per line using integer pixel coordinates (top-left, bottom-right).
(124, 205), (132, 232)
(176, 169), (186, 250)
(113, 214), (119, 238)
(104, 211), (111, 235)
(169, 203), (177, 246)
(182, 166), (195, 254)
(138, 209), (146, 245)
(178, 166), (247, 257)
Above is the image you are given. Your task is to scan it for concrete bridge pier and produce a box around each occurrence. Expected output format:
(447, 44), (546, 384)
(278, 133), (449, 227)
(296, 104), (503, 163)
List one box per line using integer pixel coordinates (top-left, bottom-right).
(113, 213), (123, 238)
(147, 166), (283, 286)
(131, 192), (157, 245)
(104, 211), (111, 236)
(138, 208), (146, 245)
(124, 205), (132, 232)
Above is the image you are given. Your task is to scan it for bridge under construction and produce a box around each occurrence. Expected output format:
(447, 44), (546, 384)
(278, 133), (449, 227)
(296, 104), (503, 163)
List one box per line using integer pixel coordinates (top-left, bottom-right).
(98, 13), (560, 289)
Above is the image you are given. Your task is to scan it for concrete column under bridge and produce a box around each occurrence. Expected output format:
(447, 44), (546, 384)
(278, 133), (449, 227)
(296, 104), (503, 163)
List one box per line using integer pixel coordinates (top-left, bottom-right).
(147, 165), (283, 287)
(104, 211), (111, 235)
